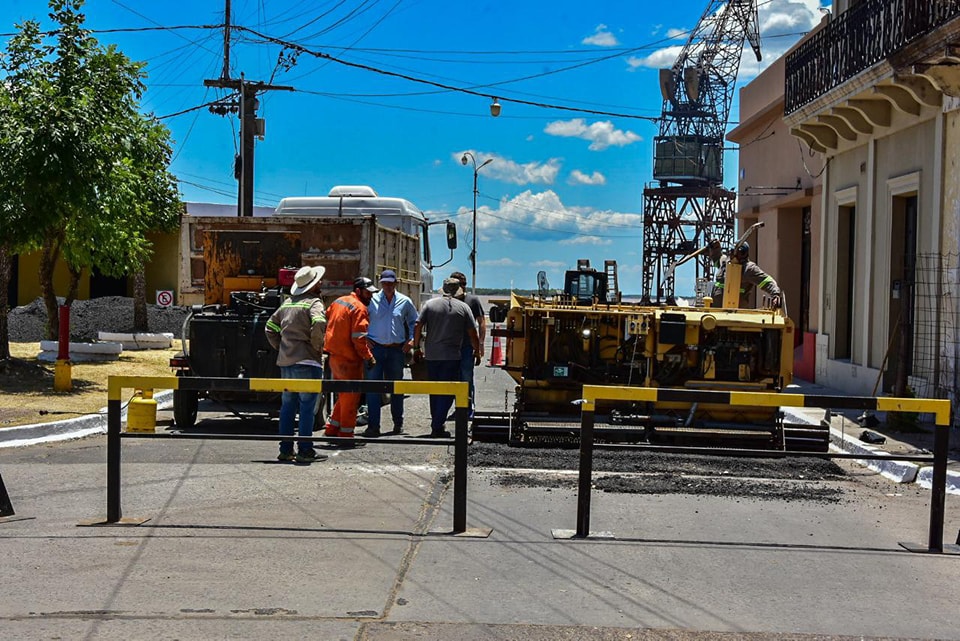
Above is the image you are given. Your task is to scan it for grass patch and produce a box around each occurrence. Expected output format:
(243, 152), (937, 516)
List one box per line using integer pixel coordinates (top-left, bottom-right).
(0, 341), (183, 428)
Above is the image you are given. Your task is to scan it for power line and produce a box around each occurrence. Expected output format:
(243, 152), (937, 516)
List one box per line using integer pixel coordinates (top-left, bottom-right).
(0, 24), (220, 37)
(233, 25), (660, 122)
(157, 95), (236, 120)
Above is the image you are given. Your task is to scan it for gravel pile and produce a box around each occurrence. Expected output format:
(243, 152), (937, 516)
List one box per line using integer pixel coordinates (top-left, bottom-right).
(8, 297), (191, 343)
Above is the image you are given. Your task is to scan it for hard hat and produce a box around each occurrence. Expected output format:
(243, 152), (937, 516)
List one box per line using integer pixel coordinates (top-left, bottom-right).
(735, 242), (750, 257)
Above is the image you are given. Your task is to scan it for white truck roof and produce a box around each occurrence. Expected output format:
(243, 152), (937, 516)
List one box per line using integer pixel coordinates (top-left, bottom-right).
(274, 187), (427, 235)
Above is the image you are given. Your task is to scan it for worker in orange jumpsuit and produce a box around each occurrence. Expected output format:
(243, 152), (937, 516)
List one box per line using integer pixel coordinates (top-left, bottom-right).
(323, 277), (377, 444)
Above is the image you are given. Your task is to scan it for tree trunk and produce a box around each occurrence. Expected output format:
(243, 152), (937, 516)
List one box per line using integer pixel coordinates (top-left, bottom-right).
(39, 234), (63, 341)
(66, 264), (81, 308)
(133, 268), (148, 331)
(0, 244), (11, 360)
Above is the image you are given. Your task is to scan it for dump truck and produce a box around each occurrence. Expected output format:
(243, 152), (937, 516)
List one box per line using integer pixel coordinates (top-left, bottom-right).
(169, 186), (455, 428)
(477, 247), (827, 451)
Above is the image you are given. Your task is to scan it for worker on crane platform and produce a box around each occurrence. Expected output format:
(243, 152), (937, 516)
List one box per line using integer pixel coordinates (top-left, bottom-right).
(710, 242), (782, 309)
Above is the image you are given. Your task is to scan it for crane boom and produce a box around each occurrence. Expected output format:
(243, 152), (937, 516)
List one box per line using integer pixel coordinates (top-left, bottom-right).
(642, 0), (763, 304)
(654, 0), (761, 186)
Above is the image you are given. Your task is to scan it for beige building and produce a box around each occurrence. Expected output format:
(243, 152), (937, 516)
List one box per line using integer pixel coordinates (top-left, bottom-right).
(767, 0), (960, 408)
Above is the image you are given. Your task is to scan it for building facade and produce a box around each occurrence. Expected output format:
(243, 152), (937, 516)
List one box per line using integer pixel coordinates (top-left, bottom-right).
(727, 52), (826, 383)
(781, 0), (960, 410)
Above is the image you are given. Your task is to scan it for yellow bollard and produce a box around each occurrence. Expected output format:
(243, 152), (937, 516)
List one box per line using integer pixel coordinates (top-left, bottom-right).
(127, 389), (158, 433)
(53, 359), (73, 392)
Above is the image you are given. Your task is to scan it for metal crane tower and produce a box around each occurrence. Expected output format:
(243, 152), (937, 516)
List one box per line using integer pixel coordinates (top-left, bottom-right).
(641, 0), (762, 304)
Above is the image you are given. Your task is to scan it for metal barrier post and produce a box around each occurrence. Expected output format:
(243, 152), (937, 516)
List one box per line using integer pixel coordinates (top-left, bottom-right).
(107, 398), (122, 523)
(575, 406), (596, 538)
(453, 403), (468, 534)
(0, 472), (14, 517)
(927, 423), (948, 552)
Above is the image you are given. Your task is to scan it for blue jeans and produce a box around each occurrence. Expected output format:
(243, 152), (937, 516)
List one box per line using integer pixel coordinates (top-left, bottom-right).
(365, 344), (407, 431)
(459, 342), (476, 415)
(427, 359), (462, 432)
(279, 363), (323, 454)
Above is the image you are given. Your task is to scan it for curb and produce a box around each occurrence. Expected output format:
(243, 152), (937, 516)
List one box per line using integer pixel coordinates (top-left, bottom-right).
(828, 427), (919, 484)
(0, 390), (173, 449)
(784, 407), (960, 494)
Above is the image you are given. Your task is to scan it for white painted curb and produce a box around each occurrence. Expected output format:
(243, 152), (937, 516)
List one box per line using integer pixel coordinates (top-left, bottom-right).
(97, 332), (174, 350)
(37, 340), (123, 362)
(0, 390), (173, 448)
(828, 428), (920, 484)
(784, 407), (960, 495)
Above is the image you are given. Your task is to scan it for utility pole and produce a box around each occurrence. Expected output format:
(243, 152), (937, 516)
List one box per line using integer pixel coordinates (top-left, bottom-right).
(221, 0), (231, 81)
(204, 1), (292, 217)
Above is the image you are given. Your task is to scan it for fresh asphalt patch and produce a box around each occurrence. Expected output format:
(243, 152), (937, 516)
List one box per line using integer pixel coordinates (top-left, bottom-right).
(469, 442), (849, 503)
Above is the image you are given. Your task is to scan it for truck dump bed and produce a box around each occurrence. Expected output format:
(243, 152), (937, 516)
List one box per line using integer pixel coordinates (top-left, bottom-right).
(178, 215), (422, 307)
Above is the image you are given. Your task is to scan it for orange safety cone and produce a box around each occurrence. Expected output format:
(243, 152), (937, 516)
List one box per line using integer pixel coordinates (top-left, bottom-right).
(488, 325), (505, 367)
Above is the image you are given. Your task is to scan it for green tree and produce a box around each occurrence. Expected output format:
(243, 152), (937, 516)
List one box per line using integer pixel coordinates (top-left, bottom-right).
(0, 17), (62, 359)
(0, 0), (182, 351)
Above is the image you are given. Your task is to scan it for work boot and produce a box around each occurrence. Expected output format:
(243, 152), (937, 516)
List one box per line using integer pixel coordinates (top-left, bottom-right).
(361, 427), (381, 438)
(296, 449), (328, 463)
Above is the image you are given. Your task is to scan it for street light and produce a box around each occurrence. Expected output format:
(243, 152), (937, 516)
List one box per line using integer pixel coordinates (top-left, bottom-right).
(461, 152), (493, 294)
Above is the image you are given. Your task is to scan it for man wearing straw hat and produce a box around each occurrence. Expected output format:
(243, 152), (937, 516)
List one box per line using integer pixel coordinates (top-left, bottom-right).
(266, 265), (328, 463)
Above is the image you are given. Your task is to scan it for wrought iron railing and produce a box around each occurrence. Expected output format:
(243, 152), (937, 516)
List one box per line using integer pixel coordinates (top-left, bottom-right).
(785, 0), (960, 115)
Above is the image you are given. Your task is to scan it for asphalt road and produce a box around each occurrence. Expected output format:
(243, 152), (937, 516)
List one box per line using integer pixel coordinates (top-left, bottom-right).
(2, 348), (960, 640)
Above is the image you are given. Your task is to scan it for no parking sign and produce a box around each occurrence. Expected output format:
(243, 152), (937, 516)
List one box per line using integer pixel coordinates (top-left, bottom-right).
(156, 290), (174, 307)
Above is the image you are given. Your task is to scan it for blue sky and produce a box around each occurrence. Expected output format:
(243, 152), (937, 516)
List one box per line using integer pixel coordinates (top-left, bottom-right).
(1, 0), (829, 292)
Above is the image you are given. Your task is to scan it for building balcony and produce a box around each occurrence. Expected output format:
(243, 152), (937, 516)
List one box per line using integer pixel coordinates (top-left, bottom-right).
(784, 0), (960, 152)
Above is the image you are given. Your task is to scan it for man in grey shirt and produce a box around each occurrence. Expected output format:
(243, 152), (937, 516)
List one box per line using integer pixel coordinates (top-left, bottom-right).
(413, 278), (480, 438)
(450, 271), (484, 418)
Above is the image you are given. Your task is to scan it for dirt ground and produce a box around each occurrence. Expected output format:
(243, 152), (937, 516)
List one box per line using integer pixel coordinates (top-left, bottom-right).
(2, 296), (191, 428)
(0, 341), (182, 428)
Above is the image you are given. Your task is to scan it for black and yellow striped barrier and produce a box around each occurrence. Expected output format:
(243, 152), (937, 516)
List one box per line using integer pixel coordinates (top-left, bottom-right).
(568, 386), (954, 554)
(107, 375), (470, 406)
(578, 385), (951, 426)
(95, 375), (483, 536)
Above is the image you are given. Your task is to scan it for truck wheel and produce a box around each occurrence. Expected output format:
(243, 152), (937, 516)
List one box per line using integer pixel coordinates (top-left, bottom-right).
(173, 388), (199, 429)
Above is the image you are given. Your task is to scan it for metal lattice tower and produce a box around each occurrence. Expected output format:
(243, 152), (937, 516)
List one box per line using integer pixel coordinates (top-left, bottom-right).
(641, 0), (761, 303)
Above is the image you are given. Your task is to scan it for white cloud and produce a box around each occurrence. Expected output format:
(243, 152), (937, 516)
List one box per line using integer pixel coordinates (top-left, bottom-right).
(567, 169), (606, 186)
(627, 45), (683, 71)
(624, 0), (826, 80)
(454, 189), (644, 246)
(480, 257), (520, 267)
(559, 236), (612, 246)
(454, 150), (560, 186)
(582, 24), (619, 47)
(532, 259), (567, 269)
(543, 119), (641, 151)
